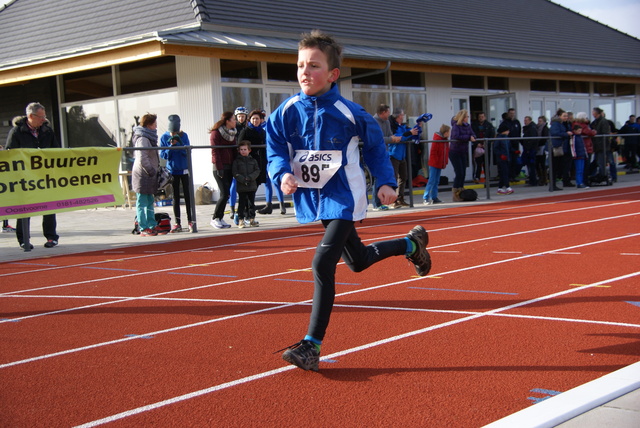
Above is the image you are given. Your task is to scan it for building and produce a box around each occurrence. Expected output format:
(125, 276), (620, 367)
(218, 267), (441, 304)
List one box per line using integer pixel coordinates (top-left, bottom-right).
(1, 0), (639, 188)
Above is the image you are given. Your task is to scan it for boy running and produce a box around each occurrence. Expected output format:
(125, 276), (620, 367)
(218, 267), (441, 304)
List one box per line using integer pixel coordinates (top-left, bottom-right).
(266, 30), (431, 371)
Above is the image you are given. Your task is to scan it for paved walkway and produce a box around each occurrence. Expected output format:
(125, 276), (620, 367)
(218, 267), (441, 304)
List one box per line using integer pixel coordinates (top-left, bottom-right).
(2, 174), (639, 427)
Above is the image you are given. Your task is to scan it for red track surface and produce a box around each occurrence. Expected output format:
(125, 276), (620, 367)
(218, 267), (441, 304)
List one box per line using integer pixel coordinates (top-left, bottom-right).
(1, 187), (639, 427)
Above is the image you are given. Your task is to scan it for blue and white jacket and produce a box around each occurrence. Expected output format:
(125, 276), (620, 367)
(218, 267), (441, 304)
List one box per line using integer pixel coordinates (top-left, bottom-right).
(266, 84), (396, 224)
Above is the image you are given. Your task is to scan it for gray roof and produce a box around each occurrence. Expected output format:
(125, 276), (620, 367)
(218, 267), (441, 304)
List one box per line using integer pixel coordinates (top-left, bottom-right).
(1, 0), (639, 78)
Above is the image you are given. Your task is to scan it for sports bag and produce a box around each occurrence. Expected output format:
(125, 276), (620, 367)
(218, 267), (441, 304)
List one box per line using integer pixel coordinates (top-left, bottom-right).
(459, 189), (478, 201)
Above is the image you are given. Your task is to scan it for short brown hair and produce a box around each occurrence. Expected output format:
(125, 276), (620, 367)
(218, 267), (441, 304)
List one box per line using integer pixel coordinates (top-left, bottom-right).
(140, 113), (157, 128)
(238, 140), (251, 150)
(439, 124), (451, 135)
(299, 30), (343, 70)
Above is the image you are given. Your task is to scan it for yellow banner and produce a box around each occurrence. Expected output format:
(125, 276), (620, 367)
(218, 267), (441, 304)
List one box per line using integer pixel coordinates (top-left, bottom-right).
(0, 147), (124, 220)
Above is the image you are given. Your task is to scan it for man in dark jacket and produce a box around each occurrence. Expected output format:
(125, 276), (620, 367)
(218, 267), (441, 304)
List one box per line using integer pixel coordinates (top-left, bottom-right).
(5, 102), (61, 250)
(589, 107), (611, 179)
(471, 112), (495, 183)
(522, 116), (539, 185)
(503, 108), (522, 180)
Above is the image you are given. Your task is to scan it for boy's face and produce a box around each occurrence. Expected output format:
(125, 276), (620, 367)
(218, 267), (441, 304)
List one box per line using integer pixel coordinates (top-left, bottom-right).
(238, 145), (250, 156)
(574, 127), (582, 134)
(297, 47), (339, 97)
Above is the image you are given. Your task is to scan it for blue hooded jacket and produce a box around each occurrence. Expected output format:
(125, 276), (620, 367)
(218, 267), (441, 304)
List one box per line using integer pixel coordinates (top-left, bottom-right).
(266, 84), (396, 224)
(160, 131), (191, 174)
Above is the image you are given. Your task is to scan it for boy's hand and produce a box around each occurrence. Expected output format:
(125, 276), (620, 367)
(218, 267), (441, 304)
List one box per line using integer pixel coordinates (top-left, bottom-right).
(281, 173), (299, 194)
(378, 185), (397, 205)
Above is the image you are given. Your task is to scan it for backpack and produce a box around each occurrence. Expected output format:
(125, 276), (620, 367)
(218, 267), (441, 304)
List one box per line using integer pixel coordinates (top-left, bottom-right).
(154, 212), (171, 234)
(131, 212), (171, 234)
(459, 189), (478, 201)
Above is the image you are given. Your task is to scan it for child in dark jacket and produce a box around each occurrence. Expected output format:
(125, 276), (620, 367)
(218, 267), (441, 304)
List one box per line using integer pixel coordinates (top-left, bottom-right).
(494, 123), (513, 195)
(571, 124), (589, 188)
(232, 141), (261, 228)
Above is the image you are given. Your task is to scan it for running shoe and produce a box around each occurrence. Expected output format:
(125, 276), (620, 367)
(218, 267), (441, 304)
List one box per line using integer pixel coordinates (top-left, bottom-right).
(406, 225), (431, 277)
(44, 239), (58, 248)
(249, 219), (259, 227)
(280, 340), (320, 371)
(170, 224), (182, 233)
(20, 243), (34, 250)
(140, 228), (157, 237)
(2, 225), (16, 233)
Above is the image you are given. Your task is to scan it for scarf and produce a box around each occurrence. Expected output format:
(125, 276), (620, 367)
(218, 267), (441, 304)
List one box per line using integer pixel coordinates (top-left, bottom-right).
(133, 126), (158, 144)
(218, 126), (237, 142)
(536, 123), (546, 136)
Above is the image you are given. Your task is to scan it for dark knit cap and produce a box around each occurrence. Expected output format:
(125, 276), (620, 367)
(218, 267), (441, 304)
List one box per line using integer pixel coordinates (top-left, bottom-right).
(168, 114), (181, 133)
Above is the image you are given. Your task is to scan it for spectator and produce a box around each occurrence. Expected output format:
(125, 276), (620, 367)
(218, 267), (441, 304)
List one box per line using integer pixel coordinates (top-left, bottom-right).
(503, 108), (522, 181)
(160, 114), (194, 233)
(573, 112), (597, 167)
(267, 30), (430, 372)
(604, 112), (619, 182)
(535, 116), (550, 186)
(389, 108), (419, 208)
(522, 116), (539, 186)
(6, 102), (61, 249)
(232, 140), (261, 228)
(372, 104), (401, 210)
(494, 123), (514, 195)
(423, 124), (450, 204)
(449, 109), (476, 202)
(618, 115), (639, 171)
(209, 111), (237, 229)
(132, 113), (161, 237)
(227, 106), (249, 219)
(471, 112), (495, 183)
(571, 124), (589, 189)
(238, 110), (284, 216)
(590, 107), (611, 180)
(550, 108), (574, 189)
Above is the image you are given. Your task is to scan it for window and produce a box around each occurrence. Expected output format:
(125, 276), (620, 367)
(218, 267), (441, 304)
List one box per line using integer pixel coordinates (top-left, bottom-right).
(531, 79), (557, 92)
(221, 87), (263, 114)
(616, 84), (636, 96)
(594, 82), (615, 97)
(118, 57), (177, 95)
(351, 68), (388, 89)
(452, 74), (483, 90)
(559, 80), (589, 94)
(64, 101), (117, 148)
(352, 92), (390, 114)
(391, 70), (424, 90)
(63, 67), (113, 102)
(487, 76), (508, 91)
(267, 62), (296, 82)
(220, 60), (261, 83)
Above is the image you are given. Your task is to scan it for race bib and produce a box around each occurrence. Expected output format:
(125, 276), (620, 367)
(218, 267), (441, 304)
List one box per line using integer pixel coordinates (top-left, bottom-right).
(292, 150), (342, 189)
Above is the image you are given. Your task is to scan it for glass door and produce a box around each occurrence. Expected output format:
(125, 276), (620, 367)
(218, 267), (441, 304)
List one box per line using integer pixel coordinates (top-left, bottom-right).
(265, 88), (297, 115)
(484, 94), (515, 127)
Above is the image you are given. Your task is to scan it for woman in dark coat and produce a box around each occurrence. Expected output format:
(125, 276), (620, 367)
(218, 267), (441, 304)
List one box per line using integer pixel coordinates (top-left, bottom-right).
(209, 111), (237, 229)
(131, 113), (160, 236)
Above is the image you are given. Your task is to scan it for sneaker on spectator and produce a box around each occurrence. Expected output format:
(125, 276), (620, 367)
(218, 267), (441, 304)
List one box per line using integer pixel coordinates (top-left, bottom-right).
(233, 213), (239, 225)
(373, 205), (389, 211)
(140, 228), (157, 237)
(238, 219), (246, 229)
(423, 199), (432, 205)
(170, 224), (182, 233)
(497, 188), (507, 195)
(20, 242), (34, 250)
(2, 225), (16, 233)
(250, 219), (259, 227)
(44, 239), (58, 248)
(505, 187), (514, 194)
(432, 198), (443, 204)
(210, 218), (230, 229)
(188, 222), (195, 232)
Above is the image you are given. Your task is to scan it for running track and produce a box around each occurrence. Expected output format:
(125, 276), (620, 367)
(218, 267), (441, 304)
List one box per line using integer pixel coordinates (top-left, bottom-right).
(1, 186), (639, 427)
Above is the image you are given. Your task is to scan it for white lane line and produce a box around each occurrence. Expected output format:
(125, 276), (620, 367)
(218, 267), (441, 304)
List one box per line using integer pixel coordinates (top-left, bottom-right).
(2, 194), (637, 280)
(3, 233), (639, 368)
(73, 269), (640, 428)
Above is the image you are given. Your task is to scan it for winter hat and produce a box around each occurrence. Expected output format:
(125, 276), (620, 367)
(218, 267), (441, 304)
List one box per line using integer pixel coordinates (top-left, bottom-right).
(497, 122), (510, 134)
(168, 114), (181, 133)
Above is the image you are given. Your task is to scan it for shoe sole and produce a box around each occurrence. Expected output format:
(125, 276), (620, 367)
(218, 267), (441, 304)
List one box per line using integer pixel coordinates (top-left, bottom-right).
(282, 350), (319, 372)
(407, 226), (431, 276)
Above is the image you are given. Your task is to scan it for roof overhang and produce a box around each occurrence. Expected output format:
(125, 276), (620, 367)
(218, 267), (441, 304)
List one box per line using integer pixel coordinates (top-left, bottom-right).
(2, 29), (639, 87)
